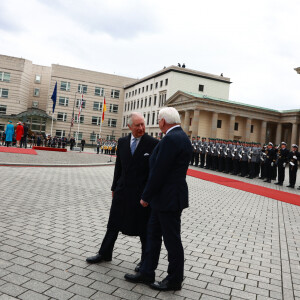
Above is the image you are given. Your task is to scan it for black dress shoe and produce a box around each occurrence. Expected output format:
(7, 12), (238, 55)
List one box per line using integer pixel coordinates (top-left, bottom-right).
(287, 185), (295, 188)
(264, 179), (271, 183)
(150, 279), (182, 291)
(274, 182), (283, 186)
(124, 272), (154, 284)
(297, 186), (300, 190)
(86, 254), (111, 264)
(135, 261), (141, 272)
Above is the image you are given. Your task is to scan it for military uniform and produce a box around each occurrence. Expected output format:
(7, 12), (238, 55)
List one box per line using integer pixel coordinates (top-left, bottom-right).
(200, 138), (207, 168)
(264, 143), (276, 183)
(274, 142), (289, 185)
(287, 145), (300, 188)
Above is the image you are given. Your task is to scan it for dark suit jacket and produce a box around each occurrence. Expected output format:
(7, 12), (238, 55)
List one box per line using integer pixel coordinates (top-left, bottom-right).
(142, 126), (193, 211)
(108, 133), (159, 236)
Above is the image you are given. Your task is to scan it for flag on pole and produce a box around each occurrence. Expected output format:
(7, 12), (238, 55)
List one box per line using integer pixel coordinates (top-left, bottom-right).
(51, 81), (57, 113)
(71, 113), (74, 127)
(78, 94), (83, 121)
(102, 97), (107, 122)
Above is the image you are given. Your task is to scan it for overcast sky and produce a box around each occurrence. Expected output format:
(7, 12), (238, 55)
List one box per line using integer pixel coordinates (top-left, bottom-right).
(0, 0), (299, 110)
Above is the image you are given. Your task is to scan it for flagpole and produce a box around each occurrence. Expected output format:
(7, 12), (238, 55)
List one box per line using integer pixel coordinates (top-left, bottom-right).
(99, 95), (106, 140)
(76, 93), (83, 148)
(50, 113), (54, 136)
(69, 92), (76, 139)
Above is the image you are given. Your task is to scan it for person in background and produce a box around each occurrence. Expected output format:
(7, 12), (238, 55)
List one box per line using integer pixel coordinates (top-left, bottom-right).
(81, 138), (86, 151)
(15, 122), (24, 147)
(21, 122), (29, 148)
(5, 121), (14, 147)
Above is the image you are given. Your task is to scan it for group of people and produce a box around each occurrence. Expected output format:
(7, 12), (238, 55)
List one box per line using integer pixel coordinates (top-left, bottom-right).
(96, 139), (117, 155)
(190, 137), (300, 189)
(1, 120), (29, 148)
(86, 108), (192, 291)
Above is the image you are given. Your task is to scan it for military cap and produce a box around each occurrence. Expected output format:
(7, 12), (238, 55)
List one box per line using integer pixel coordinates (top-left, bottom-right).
(281, 141), (287, 145)
(292, 144), (298, 148)
(197, 136), (200, 138)
(268, 142), (273, 146)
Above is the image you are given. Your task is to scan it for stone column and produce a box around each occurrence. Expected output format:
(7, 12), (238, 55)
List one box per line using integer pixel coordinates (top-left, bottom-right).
(275, 123), (282, 145)
(228, 115), (235, 140)
(245, 118), (252, 142)
(211, 112), (218, 138)
(183, 110), (190, 134)
(291, 122), (298, 147)
(260, 121), (267, 145)
(191, 110), (200, 138)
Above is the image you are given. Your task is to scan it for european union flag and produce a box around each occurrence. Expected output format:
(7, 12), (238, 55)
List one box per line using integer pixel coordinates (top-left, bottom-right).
(51, 81), (57, 113)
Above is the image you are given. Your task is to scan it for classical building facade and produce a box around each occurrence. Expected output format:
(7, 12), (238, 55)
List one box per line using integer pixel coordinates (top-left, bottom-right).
(0, 54), (299, 147)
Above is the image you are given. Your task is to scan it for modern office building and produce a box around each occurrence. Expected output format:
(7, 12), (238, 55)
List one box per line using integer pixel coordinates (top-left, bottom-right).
(0, 54), (299, 146)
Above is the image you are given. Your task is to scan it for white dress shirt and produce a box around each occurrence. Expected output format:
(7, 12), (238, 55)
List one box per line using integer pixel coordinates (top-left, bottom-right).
(166, 125), (180, 135)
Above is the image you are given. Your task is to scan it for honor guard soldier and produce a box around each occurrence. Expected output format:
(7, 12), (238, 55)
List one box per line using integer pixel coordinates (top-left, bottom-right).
(247, 142), (260, 179)
(224, 140), (233, 173)
(194, 136), (201, 167)
(264, 142), (276, 183)
(259, 144), (267, 179)
(240, 142), (249, 177)
(274, 142), (289, 186)
(205, 138), (213, 169)
(190, 137), (196, 165)
(218, 140), (226, 172)
(287, 144), (300, 188)
(200, 137), (207, 168)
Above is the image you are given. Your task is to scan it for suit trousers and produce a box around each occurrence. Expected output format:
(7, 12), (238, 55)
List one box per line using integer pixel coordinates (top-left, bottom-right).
(99, 228), (146, 262)
(277, 164), (285, 183)
(140, 209), (184, 283)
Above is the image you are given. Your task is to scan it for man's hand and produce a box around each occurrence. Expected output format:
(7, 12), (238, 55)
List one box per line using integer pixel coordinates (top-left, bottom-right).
(140, 199), (148, 207)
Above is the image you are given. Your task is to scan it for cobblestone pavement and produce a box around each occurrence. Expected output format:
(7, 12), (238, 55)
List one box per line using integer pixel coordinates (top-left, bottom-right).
(0, 146), (116, 165)
(0, 166), (300, 300)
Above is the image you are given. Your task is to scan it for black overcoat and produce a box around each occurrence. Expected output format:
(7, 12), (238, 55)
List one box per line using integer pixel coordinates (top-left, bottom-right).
(108, 133), (159, 236)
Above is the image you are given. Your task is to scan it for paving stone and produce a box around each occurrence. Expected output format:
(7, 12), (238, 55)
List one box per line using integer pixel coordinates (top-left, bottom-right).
(45, 277), (73, 290)
(18, 290), (49, 300)
(0, 283), (27, 297)
(67, 284), (96, 298)
(44, 287), (74, 300)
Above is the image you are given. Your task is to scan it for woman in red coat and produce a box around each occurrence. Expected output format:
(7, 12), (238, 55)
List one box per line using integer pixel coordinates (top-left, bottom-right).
(16, 122), (24, 147)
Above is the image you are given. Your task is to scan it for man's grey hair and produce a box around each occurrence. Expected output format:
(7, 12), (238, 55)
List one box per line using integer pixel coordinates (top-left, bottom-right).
(158, 107), (181, 124)
(127, 112), (144, 126)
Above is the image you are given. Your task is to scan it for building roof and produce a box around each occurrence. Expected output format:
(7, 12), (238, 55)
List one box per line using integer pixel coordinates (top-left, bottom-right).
(2, 108), (54, 120)
(173, 91), (300, 114)
(124, 65), (231, 89)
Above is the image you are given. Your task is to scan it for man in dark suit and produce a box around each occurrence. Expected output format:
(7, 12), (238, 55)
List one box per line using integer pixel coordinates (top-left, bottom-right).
(125, 107), (193, 291)
(86, 112), (158, 271)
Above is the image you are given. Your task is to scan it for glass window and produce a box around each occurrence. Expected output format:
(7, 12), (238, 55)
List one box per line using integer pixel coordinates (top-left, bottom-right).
(60, 81), (70, 91)
(34, 88), (40, 97)
(0, 88), (9, 98)
(199, 84), (204, 92)
(147, 113), (150, 125)
(234, 122), (239, 131)
(55, 130), (65, 137)
(0, 72), (10, 82)
(251, 125), (254, 133)
(76, 99), (86, 108)
(35, 75), (41, 83)
(108, 118), (117, 127)
(109, 104), (118, 113)
(78, 84), (88, 94)
(154, 95), (157, 106)
(111, 89), (120, 98)
(138, 88), (141, 94)
(217, 120), (222, 128)
(75, 115), (84, 124)
(74, 132), (82, 140)
(57, 112), (67, 121)
(149, 96), (151, 106)
(59, 97), (69, 106)
(106, 135), (116, 140)
(0, 123), (5, 131)
(155, 82), (158, 89)
(160, 80), (163, 87)
(150, 84), (153, 90)
(95, 87), (104, 96)
(137, 100), (139, 109)
(145, 98), (147, 107)
(93, 101), (102, 111)
(90, 133), (100, 142)
(141, 99), (143, 107)
(152, 112), (155, 125)
(92, 116), (101, 125)
(165, 78), (168, 85)
(0, 105), (7, 114)
(142, 87), (144, 93)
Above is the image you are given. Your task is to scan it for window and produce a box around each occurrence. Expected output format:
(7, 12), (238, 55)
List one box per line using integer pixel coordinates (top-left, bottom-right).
(57, 112), (67, 122)
(217, 120), (222, 128)
(150, 84), (153, 90)
(60, 81), (70, 91)
(135, 89), (137, 95)
(0, 124), (5, 131)
(165, 78), (168, 85)
(159, 94), (162, 107)
(156, 111), (159, 124)
(0, 105), (7, 114)
(76, 99), (86, 108)
(95, 87), (104, 96)
(130, 101), (133, 110)
(90, 133), (100, 142)
(234, 122), (239, 131)
(138, 88), (141, 94)
(93, 101), (102, 111)
(123, 116), (126, 127)
(92, 116), (101, 125)
(145, 98), (147, 107)
(137, 100), (139, 109)
(109, 104), (118, 113)
(32, 101), (39, 108)
(111, 89), (120, 98)
(154, 95), (157, 106)
(251, 125), (254, 133)
(75, 115), (84, 124)
(149, 96), (152, 106)
(147, 113), (150, 125)
(33, 88), (40, 97)
(59, 97), (69, 106)
(108, 118), (117, 127)
(152, 112), (155, 125)
(142, 87), (144, 93)
(133, 101), (136, 110)
(141, 99), (143, 107)
(35, 75), (41, 83)
(160, 80), (163, 87)
(55, 130), (65, 137)
(78, 84), (87, 94)
(146, 85), (148, 92)
(199, 84), (204, 92)
(74, 132), (82, 140)
(155, 82), (158, 89)
(0, 88), (8, 98)
(129, 92), (131, 97)
(0, 72), (10, 82)
(106, 135), (116, 140)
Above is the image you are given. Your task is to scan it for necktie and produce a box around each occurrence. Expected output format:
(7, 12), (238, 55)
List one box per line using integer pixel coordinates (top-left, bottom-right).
(131, 138), (137, 155)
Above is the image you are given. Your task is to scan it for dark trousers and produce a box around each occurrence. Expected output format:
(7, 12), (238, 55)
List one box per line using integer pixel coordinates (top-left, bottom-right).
(194, 153), (199, 166)
(266, 163), (272, 180)
(277, 164), (285, 183)
(190, 152), (195, 165)
(20, 137), (27, 148)
(240, 161), (248, 177)
(232, 159), (240, 174)
(99, 228), (146, 262)
(218, 157), (225, 172)
(200, 154), (205, 167)
(249, 162), (257, 178)
(205, 154), (212, 168)
(140, 209), (184, 283)
(225, 157), (233, 173)
(289, 165), (297, 187)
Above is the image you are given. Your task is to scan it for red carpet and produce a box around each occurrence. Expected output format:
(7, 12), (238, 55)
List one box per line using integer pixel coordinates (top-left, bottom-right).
(187, 169), (300, 207)
(33, 146), (67, 152)
(0, 147), (37, 155)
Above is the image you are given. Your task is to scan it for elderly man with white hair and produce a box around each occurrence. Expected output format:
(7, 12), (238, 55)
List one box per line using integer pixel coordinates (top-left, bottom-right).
(125, 107), (193, 291)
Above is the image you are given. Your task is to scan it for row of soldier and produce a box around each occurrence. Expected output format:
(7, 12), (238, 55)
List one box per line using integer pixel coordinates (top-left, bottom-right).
(97, 139), (117, 155)
(190, 137), (300, 190)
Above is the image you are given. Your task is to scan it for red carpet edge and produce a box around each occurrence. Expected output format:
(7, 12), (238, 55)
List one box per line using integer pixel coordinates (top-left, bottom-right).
(0, 147), (37, 155)
(187, 168), (300, 207)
